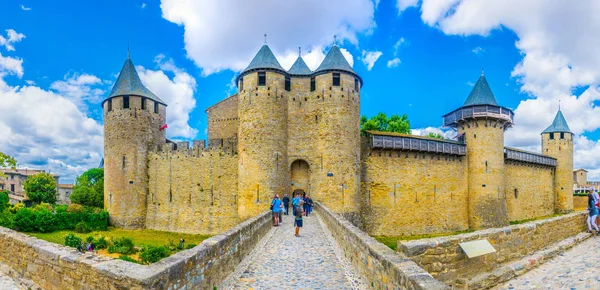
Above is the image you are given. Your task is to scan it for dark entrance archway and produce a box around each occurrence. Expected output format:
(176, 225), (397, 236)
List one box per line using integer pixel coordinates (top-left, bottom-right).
(290, 159), (310, 196)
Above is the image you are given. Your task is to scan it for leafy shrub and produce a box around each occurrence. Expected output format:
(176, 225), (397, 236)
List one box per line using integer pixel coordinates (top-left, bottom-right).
(108, 237), (137, 255)
(66, 204), (85, 213)
(167, 239), (177, 251)
(13, 208), (36, 232)
(34, 208), (57, 232)
(64, 233), (82, 249)
(23, 172), (57, 204)
(117, 255), (140, 264)
(74, 222), (92, 233)
(9, 202), (24, 214)
(0, 190), (9, 212)
(34, 202), (53, 212)
(86, 236), (94, 243)
(185, 243), (197, 249)
(95, 236), (108, 249)
(140, 245), (171, 264)
(0, 209), (15, 229)
(54, 204), (68, 213)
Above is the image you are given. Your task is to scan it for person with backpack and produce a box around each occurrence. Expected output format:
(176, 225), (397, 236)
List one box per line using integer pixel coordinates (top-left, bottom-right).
(295, 200), (305, 237)
(306, 195), (313, 216)
(292, 192), (300, 217)
(587, 189), (599, 234)
(282, 194), (290, 215)
(271, 194), (282, 226)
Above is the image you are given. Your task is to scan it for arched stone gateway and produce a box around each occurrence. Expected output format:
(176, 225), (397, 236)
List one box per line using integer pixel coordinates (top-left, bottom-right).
(290, 159), (310, 195)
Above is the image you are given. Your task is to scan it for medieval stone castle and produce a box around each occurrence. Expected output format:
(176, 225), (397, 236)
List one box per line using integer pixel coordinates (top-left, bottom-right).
(103, 43), (574, 236)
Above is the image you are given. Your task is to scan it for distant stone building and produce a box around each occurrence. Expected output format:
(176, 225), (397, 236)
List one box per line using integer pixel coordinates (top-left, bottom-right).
(573, 168), (600, 192)
(0, 169), (59, 205)
(103, 42), (574, 236)
(57, 184), (74, 205)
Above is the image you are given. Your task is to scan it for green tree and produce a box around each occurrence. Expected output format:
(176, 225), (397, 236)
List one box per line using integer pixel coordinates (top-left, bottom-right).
(23, 172), (57, 204)
(360, 112), (410, 134)
(0, 152), (17, 178)
(71, 168), (104, 208)
(427, 132), (444, 139)
(0, 190), (9, 212)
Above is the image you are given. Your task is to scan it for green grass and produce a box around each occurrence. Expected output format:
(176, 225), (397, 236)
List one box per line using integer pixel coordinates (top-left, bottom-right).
(374, 229), (475, 251)
(509, 213), (565, 225)
(29, 227), (211, 248)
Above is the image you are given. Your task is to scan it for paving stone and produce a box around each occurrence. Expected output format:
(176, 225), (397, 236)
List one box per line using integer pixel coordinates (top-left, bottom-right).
(220, 211), (367, 290)
(495, 237), (600, 289)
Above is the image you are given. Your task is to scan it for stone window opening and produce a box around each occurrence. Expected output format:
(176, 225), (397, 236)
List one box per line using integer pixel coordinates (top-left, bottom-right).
(560, 132), (565, 139)
(485, 161), (488, 173)
(333, 73), (341, 86)
(310, 77), (316, 92)
(239, 77), (244, 91)
(141, 98), (146, 110)
(315, 115), (318, 122)
(122, 155), (126, 170)
(355, 78), (359, 91)
(285, 76), (291, 91)
(123, 96), (130, 109)
(549, 133), (554, 140)
(474, 133), (477, 138)
(108, 99), (112, 112)
(154, 102), (159, 114)
(169, 190), (172, 202)
(258, 72), (266, 86)
(514, 188), (518, 198)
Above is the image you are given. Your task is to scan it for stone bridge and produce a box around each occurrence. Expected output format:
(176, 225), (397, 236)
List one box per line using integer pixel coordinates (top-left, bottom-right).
(0, 204), (591, 289)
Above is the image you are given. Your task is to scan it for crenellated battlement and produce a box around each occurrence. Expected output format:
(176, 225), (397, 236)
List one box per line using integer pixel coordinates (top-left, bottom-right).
(157, 137), (238, 157)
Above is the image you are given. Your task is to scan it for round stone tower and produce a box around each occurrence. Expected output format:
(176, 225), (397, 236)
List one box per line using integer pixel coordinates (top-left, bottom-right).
(236, 44), (288, 219)
(102, 54), (167, 228)
(312, 44), (362, 220)
(443, 71), (513, 230)
(541, 109), (574, 213)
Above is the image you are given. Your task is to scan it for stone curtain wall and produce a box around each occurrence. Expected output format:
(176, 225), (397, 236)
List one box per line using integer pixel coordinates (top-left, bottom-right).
(146, 146), (240, 235)
(361, 149), (469, 236)
(206, 94), (239, 140)
(315, 202), (449, 290)
(504, 161), (555, 221)
(0, 211), (272, 289)
(399, 211), (587, 286)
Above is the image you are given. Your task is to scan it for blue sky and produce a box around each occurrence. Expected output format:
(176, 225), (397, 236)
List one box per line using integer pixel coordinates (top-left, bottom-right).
(2, 0), (600, 182)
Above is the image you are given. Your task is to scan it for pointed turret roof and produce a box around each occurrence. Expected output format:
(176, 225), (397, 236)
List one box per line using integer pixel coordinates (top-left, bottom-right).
(463, 73), (498, 106)
(288, 56), (312, 75)
(241, 44), (285, 74)
(314, 45), (355, 74)
(542, 109), (572, 134)
(105, 56), (166, 105)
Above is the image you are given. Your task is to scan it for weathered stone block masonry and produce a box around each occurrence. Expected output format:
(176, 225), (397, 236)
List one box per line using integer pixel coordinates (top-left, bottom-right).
(102, 43), (574, 236)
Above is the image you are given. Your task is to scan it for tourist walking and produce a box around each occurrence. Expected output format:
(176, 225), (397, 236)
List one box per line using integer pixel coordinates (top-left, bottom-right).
(306, 195), (313, 216)
(271, 194), (282, 226)
(292, 192), (300, 217)
(295, 200), (305, 237)
(587, 189), (599, 234)
(302, 193), (309, 217)
(283, 194), (290, 215)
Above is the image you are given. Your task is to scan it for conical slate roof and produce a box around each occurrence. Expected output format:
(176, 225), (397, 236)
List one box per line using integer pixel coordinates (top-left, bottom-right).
(463, 74), (498, 106)
(542, 109), (572, 134)
(242, 44), (285, 74)
(314, 45), (355, 74)
(106, 57), (166, 105)
(288, 56), (312, 75)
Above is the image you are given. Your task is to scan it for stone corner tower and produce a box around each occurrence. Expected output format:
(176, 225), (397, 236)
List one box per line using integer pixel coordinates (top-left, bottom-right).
(442, 71), (513, 230)
(541, 109), (574, 213)
(103, 54), (167, 229)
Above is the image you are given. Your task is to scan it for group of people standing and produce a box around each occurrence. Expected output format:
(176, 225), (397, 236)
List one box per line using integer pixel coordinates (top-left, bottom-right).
(587, 188), (600, 234)
(271, 192), (314, 237)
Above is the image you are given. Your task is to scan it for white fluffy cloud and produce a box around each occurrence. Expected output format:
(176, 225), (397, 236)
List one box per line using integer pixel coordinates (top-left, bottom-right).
(50, 74), (105, 111)
(137, 55), (198, 139)
(160, 0), (374, 75)
(387, 58), (401, 68)
(0, 29), (26, 52)
(472, 46), (484, 55)
(361, 50), (382, 71)
(398, 0), (600, 178)
(0, 53), (23, 77)
(412, 126), (457, 139)
(20, 5), (31, 11)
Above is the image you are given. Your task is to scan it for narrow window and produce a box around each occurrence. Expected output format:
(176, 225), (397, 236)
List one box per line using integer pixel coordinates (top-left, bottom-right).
(239, 77), (244, 91)
(332, 73), (340, 86)
(514, 188), (518, 198)
(285, 76), (291, 91)
(560, 132), (565, 139)
(258, 72), (266, 86)
(122, 155), (126, 170)
(107, 99), (112, 112)
(310, 77), (316, 92)
(355, 78), (359, 91)
(123, 96), (130, 109)
(11, 184), (15, 192)
(141, 98), (146, 110)
(549, 133), (554, 140)
(154, 102), (159, 114)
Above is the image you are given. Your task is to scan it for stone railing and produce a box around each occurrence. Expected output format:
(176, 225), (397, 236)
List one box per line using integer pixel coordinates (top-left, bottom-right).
(0, 210), (272, 290)
(315, 202), (448, 290)
(399, 211), (587, 288)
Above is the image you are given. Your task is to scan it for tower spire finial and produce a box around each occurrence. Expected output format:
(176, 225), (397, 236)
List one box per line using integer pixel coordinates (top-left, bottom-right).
(559, 99), (561, 111)
(481, 68), (484, 76)
(127, 42), (130, 59)
(333, 35), (337, 46)
(298, 46), (301, 57)
(264, 33), (267, 44)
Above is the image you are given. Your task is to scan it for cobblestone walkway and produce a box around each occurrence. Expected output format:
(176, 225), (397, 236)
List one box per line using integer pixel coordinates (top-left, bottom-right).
(0, 275), (23, 290)
(497, 236), (600, 289)
(221, 210), (367, 290)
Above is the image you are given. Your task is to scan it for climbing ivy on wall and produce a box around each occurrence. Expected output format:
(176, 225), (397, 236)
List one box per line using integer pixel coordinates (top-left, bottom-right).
(360, 112), (410, 134)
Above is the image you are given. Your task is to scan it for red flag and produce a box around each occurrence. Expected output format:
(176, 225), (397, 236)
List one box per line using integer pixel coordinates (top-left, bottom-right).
(160, 124), (168, 131)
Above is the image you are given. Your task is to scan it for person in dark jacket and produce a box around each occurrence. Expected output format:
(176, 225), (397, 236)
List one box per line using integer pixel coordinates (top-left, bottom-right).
(282, 194), (290, 215)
